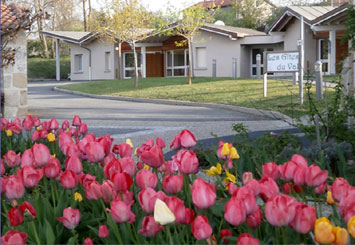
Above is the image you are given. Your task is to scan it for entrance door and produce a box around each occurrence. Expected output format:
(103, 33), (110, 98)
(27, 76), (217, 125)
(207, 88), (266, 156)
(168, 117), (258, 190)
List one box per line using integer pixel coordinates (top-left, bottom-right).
(146, 52), (164, 77)
(251, 47), (274, 77)
(318, 39), (330, 75)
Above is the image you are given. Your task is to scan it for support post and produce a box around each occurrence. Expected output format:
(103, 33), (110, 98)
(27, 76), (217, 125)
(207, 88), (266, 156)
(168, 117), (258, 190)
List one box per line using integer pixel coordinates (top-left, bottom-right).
(298, 16), (304, 105)
(232, 58), (237, 78)
(55, 39), (60, 81)
(263, 73), (267, 97)
(141, 46), (146, 78)
(256, 54), (261, 79)
(293, 72), (298, 85)
(315, 60), (323, 99)
(329, 30), (336, 75)
(212, 59), (216, 77)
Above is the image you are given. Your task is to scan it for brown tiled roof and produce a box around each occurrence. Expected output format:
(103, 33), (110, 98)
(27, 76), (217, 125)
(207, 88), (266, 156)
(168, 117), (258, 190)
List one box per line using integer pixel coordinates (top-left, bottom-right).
(1, 3), (26, 35)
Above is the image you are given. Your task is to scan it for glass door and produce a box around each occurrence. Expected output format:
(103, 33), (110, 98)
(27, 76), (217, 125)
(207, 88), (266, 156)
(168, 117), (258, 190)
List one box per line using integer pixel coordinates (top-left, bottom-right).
(318, 39), (330, 75)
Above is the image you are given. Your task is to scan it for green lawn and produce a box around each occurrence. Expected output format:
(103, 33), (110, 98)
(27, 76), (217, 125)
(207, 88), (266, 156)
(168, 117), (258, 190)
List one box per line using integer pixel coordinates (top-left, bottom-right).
(28, 56), (71, 79)
(59, 77), (334, 118)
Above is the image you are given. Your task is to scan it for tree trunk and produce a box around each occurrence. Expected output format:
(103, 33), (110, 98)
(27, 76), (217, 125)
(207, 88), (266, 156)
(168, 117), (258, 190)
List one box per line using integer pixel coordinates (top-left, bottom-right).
(118, 42), (123, 80)
(88, 0), (92, 30)
(133, 42), (139, 89)
(83, 0), (87, 31)
(188, 38), (193, 85)
(34, 0), (49, 58)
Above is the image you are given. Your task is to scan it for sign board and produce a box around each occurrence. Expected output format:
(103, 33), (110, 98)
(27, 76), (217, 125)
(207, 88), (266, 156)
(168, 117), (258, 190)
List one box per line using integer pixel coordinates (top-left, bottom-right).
(264, 51), (299, 73)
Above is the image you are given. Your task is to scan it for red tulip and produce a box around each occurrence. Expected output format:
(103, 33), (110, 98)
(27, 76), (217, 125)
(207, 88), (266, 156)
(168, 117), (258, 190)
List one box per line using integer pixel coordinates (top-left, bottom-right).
(237, 233), (260, 245)
(242, 172), (253, 185)
(85, 142), (105, 163)
(305, 164), (328, 187)
(247, 207), (263, 228)
(65, 156), (83, 174)
(191, 178), (216, 209)
(57, 207), (80, 229)
(136, 169), (158, 190)
(220, 229), (233, 243)
(8, 208), (24, 226)
(78, 123), (88, 135)
(191, 215), (212, 240)
(60, 170), (78, 189)
(119, 157), (136, 176)
(84, 237), (94, 245)
(5, 175), (24, 199)
(265, 194), (298, 226)
(42, 121), (50, 131)
(166, 196), (186, 224)
(44, 157), (61, 178)
(262, 162), (280, 180)
(102, 180), (116, 203)
(113, 143), (132, 158)
(173, 150), (199, 175)
(106, 200), (135, 224)
(162, 175), (183, 194)
(232, 186), (257, 215)
(20, 149), (34, 168)
(140, 145), (164, 168)
(98, 225), (110, 238)
(72, 115), (82, 126)
(138, 187), (166, 214)
(62, 120), (70, 130)
(18, 201), (37, 220)
(32, 143), (50, 167)
(80, 174), (97, 189)
(283, 183), (293, 194)
(289, 202), (316, 234)
(20, 166), (43, 188)
(279, 160), (298, 180)
(182, 208), (195, 225)
(258, 176), (279, 201)
(49, 118), (59, 130)
(103, 153), (115, 166)
(1, 230), (28, 245)
(329, 178), (350, 202)
(104, 159), (122, 180)
(224, 198), (246, 226)
(4, 150), (21, 168)
(22, 115), (34, 131)
(170, 129), (196, 149)
(39, 129), (48, 139)
(1, 159), (5, 176)
(138, 216), (164, 237)
(98, 135), (113, 156)
(85, 180), (103, 200)
(156, 137), (166, 148)
(112, 172), (133, 192)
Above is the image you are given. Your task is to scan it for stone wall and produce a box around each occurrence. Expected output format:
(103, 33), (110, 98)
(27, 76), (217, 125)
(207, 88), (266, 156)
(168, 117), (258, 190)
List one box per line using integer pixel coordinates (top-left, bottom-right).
(2, 30), (28, 118)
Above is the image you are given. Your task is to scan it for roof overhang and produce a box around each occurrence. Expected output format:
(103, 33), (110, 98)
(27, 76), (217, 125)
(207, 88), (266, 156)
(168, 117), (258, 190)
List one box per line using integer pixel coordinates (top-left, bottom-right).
(267, 10), (312, 34)
(41, 31), (98, 44)
(311, 4), (348, 26)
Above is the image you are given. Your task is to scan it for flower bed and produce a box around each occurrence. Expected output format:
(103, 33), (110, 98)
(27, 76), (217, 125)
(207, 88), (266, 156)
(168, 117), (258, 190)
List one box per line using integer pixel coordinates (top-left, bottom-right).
(1, 115), (355, 244)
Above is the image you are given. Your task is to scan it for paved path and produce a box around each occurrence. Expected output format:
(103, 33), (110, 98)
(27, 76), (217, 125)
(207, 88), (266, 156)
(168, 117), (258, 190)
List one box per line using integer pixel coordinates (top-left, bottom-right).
(28, 81), (294, 151)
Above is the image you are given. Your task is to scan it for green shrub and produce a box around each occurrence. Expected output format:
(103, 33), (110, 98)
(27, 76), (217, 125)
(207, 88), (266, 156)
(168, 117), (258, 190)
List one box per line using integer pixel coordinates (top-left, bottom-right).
(28, 56), (71, 79)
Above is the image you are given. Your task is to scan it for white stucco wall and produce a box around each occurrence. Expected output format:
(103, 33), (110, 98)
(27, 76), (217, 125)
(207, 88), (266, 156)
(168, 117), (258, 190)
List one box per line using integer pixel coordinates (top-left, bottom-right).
(70, 39), (115, 81)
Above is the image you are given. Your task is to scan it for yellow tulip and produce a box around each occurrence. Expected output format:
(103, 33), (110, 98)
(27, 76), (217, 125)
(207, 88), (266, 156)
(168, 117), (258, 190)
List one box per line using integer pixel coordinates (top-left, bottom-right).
(314, 217), (335, 244)
(205, 163), (222, 177)
(332, 226), (348, 245)
(327, 191), (336, 205)
(221, 143), (231, 156)
(143, 164), (150, 170)
(154, 199), (175, 225)
(74, 192), (83, 202)
(223, 170), (236, 184)
(134, 148), (138, 156)
(5, 129), (13, 137)
(126, 138), (133, 148)
(229, 147), (240, 160)
(51, 154), (56, 158)
(47, 132), (56, 142)
(36, 126), (41, 131)
(348, 217), (355, 238)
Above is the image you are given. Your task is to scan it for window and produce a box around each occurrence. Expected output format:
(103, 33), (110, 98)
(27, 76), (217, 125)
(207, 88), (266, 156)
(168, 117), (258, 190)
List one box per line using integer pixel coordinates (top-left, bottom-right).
(123, 52), (142, 79)
(251, 47), (274, 76)
(318, 39), (329, 74)
(166, 49), (189, 77)
(196, 47), (207, 68)
(74, 54), (83, 72)
(105, 52), (111, 71)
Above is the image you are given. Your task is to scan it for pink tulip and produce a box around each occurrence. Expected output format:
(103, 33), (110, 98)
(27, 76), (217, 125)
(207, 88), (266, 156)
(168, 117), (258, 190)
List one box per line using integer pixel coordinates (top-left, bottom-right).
(22, 115), (34, 131)
(166, 196), (186, 224)
(42, 121), (50, 131)
(49, 118), (59, 130)
(106, 200), (135, 224)
(32, 130), (40, 142)
(32, 143), (50, 167)
(244, 179), (260, 196)
(101, 180), (116, 203)
(8, 208), (24, 226)
(265, 194), (298, 226)
(20, 149), (34, 168)
(136, 169), (158, 190)
(4, 150), (21, 168)
(20, 166), (43, 188)
(220, 229), (233, 243)
(85, 142), (105, 163)
(1, 159), (5, 176)
(57, 207), (80, 229)
(60, 170), (78, 189)
(156, 137), (166, 148)
(65, 144), (81, 158)
(84, 237), (93, 245)
(39, 129), (48, 139)
(138, 216), (163, 237)
(98, 135), (113, 156)
(291, 154), (308, 168)
(232, 186), (257, 215)
(162, 175), (183, 194)
(59, 132), (74, 152)
(115, 190), (134, 205)
(140, 145), (164, 168)
(113, 143), (132, 158)
(65, 156), (83, 174)
(85, 180), (103, 200)
(80, 174), (97, 189)
(283, 183), (293, 194)
(191, 215), (212, 240)
(314, 182), (326, 194)
(191, 178), (216, 209)
(170, 129), (196, 149)
(1, 230), (28, 245)
(62, 120), (70, 130)
(258, 176), (279, 201)
(138, 187), (166, 214)
(293, 167), (307, 186)
(104, 159), (122, 180)
(44, 157), (61, 178)
(242, 172), (253, 185)
(237, 233), (260, 245)
(329, 177), (350, 202)
(78, 123), (88, 135)
(227, 182), (238, 195)
(182, 208), (195, 225)
(103, 153), (115, 166)
(289, 202), (316, 234)
(5, 175), (24, 199)
(72, 115), (82, 126)
(112, 172), (133, 192)
(305, 164), (328, 187)
(18, 201), (37, 220)
(119, 157), (136, 176)
(279, 160), (298, 180)
(98, 225), (110, 238)
(247, 207), (263, 228)
(339, 188), (355, 223)
(173, 150), (199, 175)
(262, 162), (280, 180)
(224, 198), (247, 226)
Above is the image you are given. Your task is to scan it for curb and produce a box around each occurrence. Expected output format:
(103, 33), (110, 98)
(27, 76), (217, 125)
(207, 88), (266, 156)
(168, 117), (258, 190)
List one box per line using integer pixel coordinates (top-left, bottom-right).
(53, 87), (292, 121)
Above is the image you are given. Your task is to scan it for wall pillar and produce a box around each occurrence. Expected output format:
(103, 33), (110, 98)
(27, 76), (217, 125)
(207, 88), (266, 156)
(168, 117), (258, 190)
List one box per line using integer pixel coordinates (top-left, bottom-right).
(56, 38), (60, 81)
(141, 46), (146, 78)
(329, 30), (336, 74)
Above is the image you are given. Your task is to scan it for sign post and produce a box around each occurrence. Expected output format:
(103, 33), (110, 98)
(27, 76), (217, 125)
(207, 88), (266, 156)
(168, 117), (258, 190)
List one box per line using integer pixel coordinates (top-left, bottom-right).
(298, 16), (305, 105)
